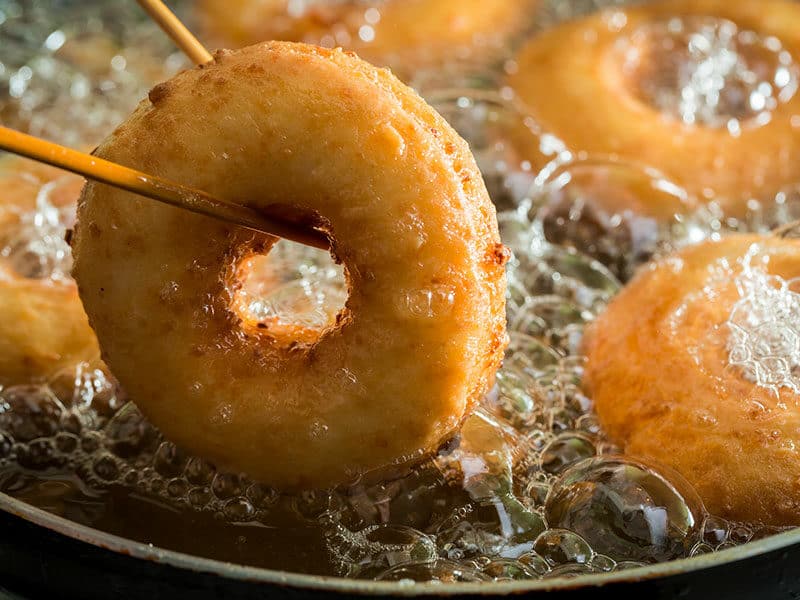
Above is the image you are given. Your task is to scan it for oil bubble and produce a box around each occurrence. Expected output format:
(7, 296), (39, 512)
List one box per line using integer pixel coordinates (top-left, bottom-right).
(376, 559), (491, 583)
(482, 558), (536, 580)
(545, 457), (705, 563)
(540, 434), (596, 475)
(0, 385), (65, 442)
(533, 529), (594, 566)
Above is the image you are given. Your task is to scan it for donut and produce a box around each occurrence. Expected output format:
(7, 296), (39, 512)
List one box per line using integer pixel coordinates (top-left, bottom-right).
(508, 0), (800, 218)
(197, 0), (537, 80)
(0, 156), (99, 386)
(72, 42), (508, 490)
(583, 233), (800, 525)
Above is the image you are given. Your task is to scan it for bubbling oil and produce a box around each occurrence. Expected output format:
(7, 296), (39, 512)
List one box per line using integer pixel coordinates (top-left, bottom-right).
(0, 0), (796, 586)
(727, 245), (800, 394)
(617, 16), (800, 129)
(0, 200), (778, 581)
(0, 0), (189, 146)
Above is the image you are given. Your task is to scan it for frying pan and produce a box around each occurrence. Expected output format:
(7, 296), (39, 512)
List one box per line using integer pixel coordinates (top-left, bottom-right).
(1, 1), (799, 598)
(1, 491), (799, 599)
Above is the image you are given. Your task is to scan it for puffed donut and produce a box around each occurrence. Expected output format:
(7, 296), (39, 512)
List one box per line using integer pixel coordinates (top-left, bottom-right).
(72, 42), (508, 490)
(508, 0), (800, 218)
(197, 0), (537, 79)
(0, 156), (99, 386)
(583, 234), (800, 525)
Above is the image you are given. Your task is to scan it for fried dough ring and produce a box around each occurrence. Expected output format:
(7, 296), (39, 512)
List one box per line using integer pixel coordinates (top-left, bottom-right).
(508, 0), (800, 218)
(72, 42), (507, 489)
(198, 0), (537, 79)
(0, 156), (99, 386)
(583, 234), (800, 525)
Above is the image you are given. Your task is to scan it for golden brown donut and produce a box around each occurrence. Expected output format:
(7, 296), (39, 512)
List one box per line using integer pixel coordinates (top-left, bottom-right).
(0, 156), (99, 386)
(583, 234), (800, 525)
(509, 0), (800, 218)
(72, 42), (507, 490)
(198, 0), (537, 79)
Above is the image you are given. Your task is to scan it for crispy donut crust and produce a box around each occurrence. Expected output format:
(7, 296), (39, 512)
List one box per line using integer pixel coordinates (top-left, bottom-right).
(72, 42), (507, 490)
(0, 157), (98, 386)
(583, 234), (800, 525)
(198, 0), (537, 76)
(508, 0), (800, 217)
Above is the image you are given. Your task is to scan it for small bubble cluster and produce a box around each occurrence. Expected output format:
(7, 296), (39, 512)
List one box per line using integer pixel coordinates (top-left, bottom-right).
(0, 172), (78, 280)
(0, 0), (189, 146)
(618, 16), (799, 130)
(727, 247), (800, 394)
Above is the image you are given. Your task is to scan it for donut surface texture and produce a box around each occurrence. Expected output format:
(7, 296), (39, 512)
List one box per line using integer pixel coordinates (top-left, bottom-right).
(509, 0), (800, 217)
(583, 234), (800, 525)
(72, 42), (507, 489)
(0, 157), (98, 385)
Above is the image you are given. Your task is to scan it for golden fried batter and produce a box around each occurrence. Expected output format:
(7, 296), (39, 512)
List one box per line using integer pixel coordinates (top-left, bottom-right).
(72, 42), (507, 490)
(0, 157), (98, 385)
(198, 0), (537, 79)
(584, 234), (800, 525)
(509, 0), (800, 218)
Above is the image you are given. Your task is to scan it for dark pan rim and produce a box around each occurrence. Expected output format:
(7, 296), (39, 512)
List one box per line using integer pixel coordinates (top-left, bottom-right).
(3, 491), (800, 596)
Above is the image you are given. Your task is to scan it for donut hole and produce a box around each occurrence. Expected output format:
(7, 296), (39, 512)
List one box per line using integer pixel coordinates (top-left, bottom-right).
(232, 238), (348, 345)
(615, 16), (799, 129)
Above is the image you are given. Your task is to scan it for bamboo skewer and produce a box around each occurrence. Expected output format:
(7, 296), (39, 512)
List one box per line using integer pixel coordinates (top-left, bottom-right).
(1, 2), (327, 248)
(135, 0), (213, 65)
(0, 126), (329, 250)
(122, 3), (333, 247)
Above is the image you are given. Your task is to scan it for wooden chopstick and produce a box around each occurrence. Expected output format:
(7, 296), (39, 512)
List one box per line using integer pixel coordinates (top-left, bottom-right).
(0, 126), (329, 250)
(135, 0), (213, 65)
